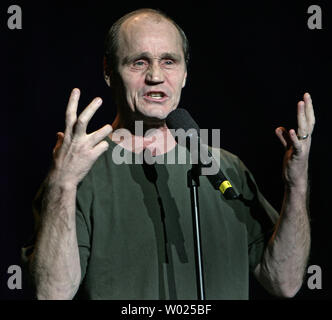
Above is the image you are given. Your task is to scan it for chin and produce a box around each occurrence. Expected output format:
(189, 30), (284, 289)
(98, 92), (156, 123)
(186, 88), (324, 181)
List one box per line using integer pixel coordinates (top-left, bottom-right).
(141, 105), (173, 120)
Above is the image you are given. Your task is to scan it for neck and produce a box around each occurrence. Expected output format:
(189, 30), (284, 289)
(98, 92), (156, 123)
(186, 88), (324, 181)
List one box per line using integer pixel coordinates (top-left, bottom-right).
(111, 112), (166, 134)
(109, 110), (177, 155)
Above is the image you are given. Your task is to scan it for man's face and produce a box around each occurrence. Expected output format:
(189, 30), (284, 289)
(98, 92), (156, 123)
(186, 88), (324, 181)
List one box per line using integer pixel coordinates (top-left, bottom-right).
(115, 15), (187, 121)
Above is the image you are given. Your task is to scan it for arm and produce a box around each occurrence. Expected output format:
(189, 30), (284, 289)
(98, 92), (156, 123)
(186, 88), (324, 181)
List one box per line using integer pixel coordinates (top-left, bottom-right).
(30, 89), (112, 300)
(254, 92), (315, 298)
(31, 178), (80, 300)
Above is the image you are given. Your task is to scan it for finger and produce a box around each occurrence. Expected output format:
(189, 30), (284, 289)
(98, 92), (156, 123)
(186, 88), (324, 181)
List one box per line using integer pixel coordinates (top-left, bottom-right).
(64, 88), (80, 136)
(303, 92), (315, 133)
(53, 132), (64, 156)
(74, 97), (103, 137)
(91, 140), (109, 160)
(275, 127), (289, 148)
(297, 100), (307, 137)
(55, 132), (64, 147)
(87, 124), (113, 147)
(288, 129), (302, 152)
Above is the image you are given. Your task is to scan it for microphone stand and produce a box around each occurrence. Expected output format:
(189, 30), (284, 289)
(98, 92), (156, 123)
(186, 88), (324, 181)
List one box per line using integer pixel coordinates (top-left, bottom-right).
(187, 164), (205, 300)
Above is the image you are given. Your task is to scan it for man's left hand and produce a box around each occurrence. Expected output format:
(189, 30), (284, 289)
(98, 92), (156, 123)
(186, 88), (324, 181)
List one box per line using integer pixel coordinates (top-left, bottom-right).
(275, 92), (315, 189)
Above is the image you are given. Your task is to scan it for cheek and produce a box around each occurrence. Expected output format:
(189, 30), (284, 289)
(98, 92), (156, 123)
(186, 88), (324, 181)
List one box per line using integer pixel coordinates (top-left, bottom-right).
(168, 74), (185, 96)
(121, 70), (143, 93)
(123, 78), (142, 99)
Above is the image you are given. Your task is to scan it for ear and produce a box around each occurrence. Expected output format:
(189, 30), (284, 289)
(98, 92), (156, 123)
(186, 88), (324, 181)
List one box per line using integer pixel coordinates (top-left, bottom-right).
(104, 72), (111, 87)
(182, 71), (187, 88)
(103, 57), (111, 87)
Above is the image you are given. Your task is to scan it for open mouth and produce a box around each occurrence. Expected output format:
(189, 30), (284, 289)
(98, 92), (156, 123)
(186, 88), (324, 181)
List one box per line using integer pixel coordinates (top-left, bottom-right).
(144, 91), (168, 101)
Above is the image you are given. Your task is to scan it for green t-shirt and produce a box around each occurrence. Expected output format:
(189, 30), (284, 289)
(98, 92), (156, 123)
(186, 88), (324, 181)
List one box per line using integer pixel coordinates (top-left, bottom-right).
(73, 137), (279, 300)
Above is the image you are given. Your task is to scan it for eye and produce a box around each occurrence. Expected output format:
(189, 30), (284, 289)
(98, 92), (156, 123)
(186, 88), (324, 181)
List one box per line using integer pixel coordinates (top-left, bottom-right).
(132, 60), (147, 69)
(163, 60), (174, 65)
(161, 59), (177, 69)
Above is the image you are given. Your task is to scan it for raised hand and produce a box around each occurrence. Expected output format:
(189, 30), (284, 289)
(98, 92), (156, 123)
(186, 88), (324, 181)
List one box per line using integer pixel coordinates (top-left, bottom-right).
(275, 93), (315, 188)
(51, 88), (112, 187)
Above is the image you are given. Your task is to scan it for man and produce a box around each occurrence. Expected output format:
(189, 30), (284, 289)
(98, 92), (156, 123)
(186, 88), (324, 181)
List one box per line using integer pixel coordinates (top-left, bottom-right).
(26, 8), (315, 299)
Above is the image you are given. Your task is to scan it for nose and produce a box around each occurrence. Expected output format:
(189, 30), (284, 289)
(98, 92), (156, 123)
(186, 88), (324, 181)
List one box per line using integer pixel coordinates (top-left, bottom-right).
(145, 60), (164, 84)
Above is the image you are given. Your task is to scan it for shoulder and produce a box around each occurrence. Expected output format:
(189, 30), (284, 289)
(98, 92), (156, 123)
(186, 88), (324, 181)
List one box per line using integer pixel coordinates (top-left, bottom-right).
(209, 146), (247, 175)
(208, 146), (254, 196)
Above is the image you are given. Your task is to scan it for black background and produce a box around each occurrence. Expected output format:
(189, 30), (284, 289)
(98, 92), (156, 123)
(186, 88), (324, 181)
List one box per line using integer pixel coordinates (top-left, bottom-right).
(0, 0), (331, 300)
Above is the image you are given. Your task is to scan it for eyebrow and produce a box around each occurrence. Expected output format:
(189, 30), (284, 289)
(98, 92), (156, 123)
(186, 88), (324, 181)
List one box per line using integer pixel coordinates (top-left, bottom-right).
(122, 52), (182, 65)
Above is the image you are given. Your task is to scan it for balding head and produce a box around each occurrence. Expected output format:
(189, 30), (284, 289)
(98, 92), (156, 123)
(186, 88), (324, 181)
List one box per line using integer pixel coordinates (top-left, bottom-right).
(104, 8), (189, 82)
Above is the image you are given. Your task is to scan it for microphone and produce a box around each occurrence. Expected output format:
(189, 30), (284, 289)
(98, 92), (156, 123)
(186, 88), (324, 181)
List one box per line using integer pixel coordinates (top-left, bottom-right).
(166, 108), (238, 200)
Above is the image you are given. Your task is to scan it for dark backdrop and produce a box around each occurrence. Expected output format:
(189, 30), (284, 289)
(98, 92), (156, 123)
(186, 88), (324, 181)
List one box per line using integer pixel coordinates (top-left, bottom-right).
(1, 0), (331, 300)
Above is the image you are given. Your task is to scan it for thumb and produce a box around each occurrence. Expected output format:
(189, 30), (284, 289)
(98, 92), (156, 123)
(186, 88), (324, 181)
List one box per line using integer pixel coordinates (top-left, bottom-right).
(53, 132), (64, 154)
(275, 127), (291, 149)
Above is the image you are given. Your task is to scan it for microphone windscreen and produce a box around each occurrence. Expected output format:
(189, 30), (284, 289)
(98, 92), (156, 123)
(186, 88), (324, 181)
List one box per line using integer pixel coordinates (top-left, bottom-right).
(166, 108), (200, 133)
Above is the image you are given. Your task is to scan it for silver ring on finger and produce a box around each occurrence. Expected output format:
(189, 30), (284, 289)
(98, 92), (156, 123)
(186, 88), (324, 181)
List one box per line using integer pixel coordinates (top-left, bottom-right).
(297, 134), (309, 140)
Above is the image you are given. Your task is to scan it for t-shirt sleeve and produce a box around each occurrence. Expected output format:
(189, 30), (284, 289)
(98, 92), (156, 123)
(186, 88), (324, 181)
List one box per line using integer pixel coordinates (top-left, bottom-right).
(236, 158), (280, 272)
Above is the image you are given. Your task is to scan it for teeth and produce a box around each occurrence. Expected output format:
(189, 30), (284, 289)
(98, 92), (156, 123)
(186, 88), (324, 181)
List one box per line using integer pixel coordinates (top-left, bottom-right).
(148, 92), (164, 98)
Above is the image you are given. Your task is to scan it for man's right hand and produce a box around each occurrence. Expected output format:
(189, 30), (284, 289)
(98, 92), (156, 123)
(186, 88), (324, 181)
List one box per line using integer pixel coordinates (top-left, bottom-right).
(50, 88), (112, 188)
